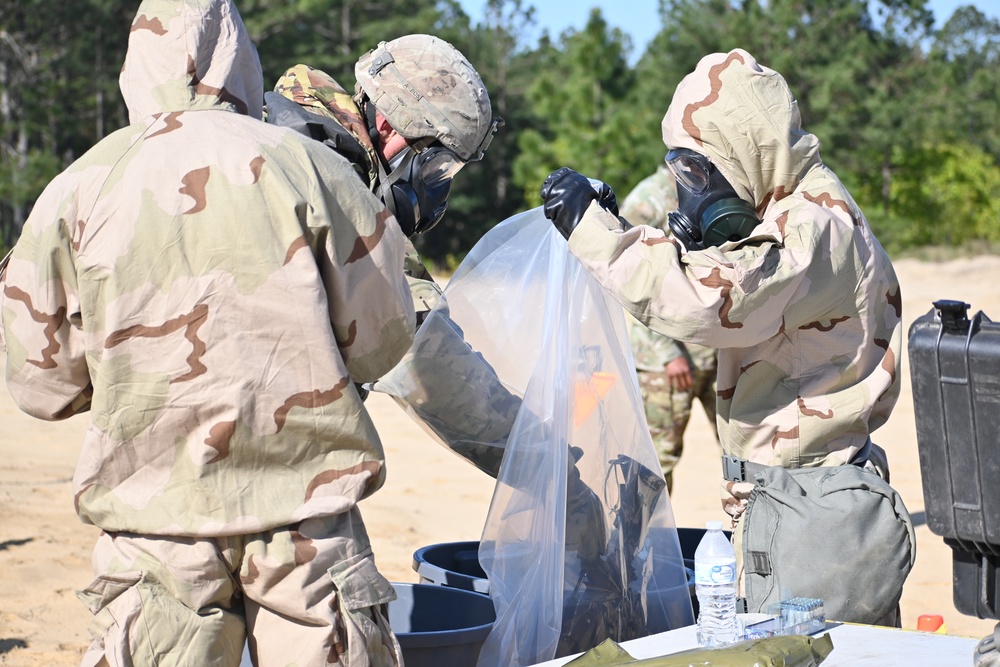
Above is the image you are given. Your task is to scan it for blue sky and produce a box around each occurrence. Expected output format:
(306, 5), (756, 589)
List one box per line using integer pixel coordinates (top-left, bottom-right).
(455, 0), (1000, 62)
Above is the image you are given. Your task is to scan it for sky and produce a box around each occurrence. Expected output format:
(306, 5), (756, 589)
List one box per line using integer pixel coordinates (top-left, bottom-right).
(455, 0), (1000, 62)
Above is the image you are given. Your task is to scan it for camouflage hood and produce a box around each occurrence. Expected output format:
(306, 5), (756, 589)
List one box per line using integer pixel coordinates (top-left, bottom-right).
(661, 49), (821, 214)
(271, 64), (379, 186)
(120, 0), (264, 123)
(2, 0), (417, 537)
(569, 48), (901, 469)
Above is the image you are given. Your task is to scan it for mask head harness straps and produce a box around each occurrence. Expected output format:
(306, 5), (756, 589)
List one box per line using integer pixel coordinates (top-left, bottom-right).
(364, 94), (381, 149)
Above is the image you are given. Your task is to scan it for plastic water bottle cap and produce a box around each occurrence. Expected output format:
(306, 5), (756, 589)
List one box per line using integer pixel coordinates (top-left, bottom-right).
(917, 614), (944, 632)
(706, 520), (723, 531)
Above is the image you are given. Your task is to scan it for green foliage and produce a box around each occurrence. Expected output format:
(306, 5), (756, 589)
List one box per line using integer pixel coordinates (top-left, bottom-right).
(511, 9), (642, 207)
(0, 0), (135, 246)
(0, 148), (61, 207)
(243, 0), (450, 87)
(926, 6), (1000, 161)
(888, 142), (1000, 247)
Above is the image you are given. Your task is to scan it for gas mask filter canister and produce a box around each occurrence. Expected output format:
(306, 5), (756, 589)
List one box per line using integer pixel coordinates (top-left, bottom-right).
(665, 148), (760, 251)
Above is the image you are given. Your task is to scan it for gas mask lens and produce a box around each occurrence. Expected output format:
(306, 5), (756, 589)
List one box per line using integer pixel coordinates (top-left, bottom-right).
(418, 148), (464, 189)
(666, 148), (712, 194)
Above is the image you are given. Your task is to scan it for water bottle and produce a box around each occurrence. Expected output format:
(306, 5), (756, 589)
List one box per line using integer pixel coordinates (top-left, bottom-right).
(694, 520), (740, 647)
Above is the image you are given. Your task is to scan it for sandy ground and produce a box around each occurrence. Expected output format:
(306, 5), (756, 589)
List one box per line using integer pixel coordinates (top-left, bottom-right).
(2, 256), (1000, 665)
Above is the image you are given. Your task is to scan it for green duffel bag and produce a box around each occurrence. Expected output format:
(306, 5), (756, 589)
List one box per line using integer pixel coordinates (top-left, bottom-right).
(741, 463), (916, 624)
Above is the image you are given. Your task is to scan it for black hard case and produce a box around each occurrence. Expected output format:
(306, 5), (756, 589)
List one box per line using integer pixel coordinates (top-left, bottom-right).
(908, 300), (1000, 620)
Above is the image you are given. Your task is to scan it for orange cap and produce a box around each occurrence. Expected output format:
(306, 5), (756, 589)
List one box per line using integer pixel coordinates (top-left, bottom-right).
(917, 614), (944, 632)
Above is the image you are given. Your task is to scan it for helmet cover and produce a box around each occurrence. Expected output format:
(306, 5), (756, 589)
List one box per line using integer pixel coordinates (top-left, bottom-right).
(355, 34), (498, 161)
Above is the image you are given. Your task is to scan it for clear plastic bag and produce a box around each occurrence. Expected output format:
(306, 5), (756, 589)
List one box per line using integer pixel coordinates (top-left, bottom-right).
(374, 208), (694, 666)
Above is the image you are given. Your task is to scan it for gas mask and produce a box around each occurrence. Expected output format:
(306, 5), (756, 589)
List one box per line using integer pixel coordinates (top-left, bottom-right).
(665, 148), (760, 251)
(378, 142), (464, 237)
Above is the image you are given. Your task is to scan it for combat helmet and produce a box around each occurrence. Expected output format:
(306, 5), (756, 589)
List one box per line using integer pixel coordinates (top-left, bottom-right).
(355, 34), (499, 162)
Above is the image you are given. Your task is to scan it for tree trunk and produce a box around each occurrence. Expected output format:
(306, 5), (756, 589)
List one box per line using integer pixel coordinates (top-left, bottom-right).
(881, 157), (892, 215)
(96, 23), (104, 140)
(13, 120), (26, 235)
(341, 1), (352, 60)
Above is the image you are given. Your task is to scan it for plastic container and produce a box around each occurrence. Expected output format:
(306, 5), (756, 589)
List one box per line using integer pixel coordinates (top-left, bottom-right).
(388, 582), (495, 667)
(414, 537), (702, 609)
(694, 520), (739, 647)
(909, 300), (1000, 620)
(412, 541), (491, 594)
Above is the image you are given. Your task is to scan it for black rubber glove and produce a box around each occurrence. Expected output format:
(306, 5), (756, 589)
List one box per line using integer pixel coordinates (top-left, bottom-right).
(540, 167), (619, 240)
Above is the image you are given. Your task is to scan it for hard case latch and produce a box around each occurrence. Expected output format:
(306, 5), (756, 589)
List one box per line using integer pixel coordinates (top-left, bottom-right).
(933, 299), (971, 335)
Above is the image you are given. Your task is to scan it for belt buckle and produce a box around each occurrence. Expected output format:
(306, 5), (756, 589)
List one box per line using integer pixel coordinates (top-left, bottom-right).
(722, 455), (747, 482)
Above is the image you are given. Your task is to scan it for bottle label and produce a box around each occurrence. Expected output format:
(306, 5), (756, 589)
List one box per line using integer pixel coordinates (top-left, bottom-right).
(695, 559), (736, 585)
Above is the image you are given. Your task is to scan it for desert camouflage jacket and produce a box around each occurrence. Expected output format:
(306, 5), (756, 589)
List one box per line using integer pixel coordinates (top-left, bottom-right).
(620, 166), (717, 374)
(0, 0), (415, 536)
(268, 63), (444, 322)
(266, 64), (519, 479)
(568, 49), (901, 468)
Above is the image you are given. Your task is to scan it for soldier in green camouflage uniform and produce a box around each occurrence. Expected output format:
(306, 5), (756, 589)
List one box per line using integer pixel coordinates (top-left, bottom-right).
(0, 2), (452, 665)
(620, 166), (720, 493)
(539, 48), (902, 593)
(262, 55), (683, 651)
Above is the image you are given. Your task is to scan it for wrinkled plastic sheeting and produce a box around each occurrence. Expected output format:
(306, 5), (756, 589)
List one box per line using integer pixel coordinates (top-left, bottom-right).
(562, 635), (834, 667)
(375, 208), (694, 666)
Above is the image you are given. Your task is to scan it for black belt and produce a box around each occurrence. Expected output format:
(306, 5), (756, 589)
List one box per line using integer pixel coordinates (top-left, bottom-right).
(722, 437), (872, 483)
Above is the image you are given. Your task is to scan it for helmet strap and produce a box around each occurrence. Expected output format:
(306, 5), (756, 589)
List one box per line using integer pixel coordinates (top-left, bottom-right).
(361, 95), (383, 160)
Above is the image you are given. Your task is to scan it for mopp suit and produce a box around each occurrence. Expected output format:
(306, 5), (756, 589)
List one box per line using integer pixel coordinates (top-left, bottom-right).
(563, 49), (903, 567)
(620, 167), (720, 492)
(569, 50), (901, 469)
(265, 56), (516, 477)
(0, 0), (414, 665)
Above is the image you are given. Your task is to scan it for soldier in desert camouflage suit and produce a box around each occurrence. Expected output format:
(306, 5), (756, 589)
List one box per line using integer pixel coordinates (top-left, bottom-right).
(262, 46), (516, 478)
(620, 167), (720, 493)
(539, 49), (901, 591)
(0, 1), (422, 665)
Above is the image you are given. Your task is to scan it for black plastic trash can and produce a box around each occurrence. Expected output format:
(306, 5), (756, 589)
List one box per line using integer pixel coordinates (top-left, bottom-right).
(388, 582), (495, 667)
(412, 541), (490, 594)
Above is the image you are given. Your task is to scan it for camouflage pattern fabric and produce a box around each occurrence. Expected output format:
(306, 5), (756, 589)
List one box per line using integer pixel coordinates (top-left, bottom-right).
(618, 165), (677, 231)
(620, 166), (718, 374)
(634, 364), (718, 492)
(401, 238), (444, 325)
(266, 60), (513, 477)
(369, 303), (520, 479)
(78, 508), (400, 667)
(567, 48), (902, 472)
(2, 2), (415, 664)
(0, 0), (416, 540)
(269, 66), (444, 327)
(272, 64), (379, 187)
(621, 166), (720, 490)
(354, 35), (496, 162)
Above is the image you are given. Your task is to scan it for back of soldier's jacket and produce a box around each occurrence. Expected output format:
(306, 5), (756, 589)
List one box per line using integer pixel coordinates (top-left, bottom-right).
(0, 0), (415, 537)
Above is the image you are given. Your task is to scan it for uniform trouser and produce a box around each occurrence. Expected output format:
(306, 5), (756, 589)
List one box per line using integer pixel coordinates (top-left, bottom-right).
(636, 366), (719, 492)
(76, 507), (402, 667)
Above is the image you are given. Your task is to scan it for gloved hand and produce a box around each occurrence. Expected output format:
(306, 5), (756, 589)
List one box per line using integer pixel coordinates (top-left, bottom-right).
(540, 167), (619, 240)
